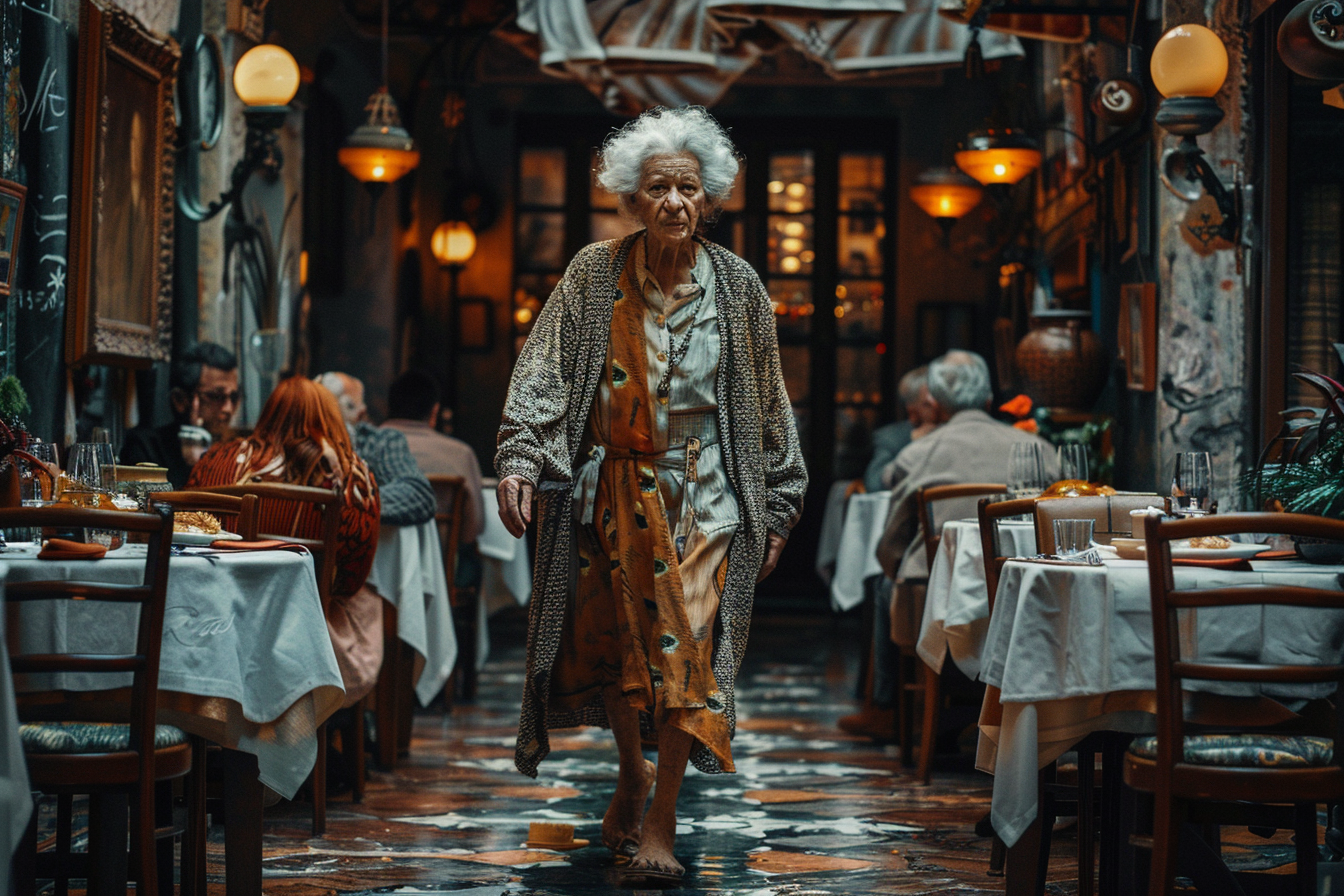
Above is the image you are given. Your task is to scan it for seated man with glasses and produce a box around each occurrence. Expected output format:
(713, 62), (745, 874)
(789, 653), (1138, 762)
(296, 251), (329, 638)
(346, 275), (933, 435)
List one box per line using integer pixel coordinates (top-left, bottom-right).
(121, 341), (240, 487)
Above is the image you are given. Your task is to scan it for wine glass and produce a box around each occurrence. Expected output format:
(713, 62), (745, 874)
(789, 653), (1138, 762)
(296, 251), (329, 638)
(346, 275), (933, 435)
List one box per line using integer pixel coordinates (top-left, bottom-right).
(1058, 444), (1090, 482)
(24, 440), (57, 502)
(1008, 443), (1049, 499)
(66, 442), (114, 506)
(1171, 451), (1214, 517)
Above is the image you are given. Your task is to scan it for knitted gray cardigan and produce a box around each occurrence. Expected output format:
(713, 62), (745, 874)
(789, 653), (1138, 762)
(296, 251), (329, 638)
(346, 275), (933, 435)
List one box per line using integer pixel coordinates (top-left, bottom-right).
(496, 232), (808, 776)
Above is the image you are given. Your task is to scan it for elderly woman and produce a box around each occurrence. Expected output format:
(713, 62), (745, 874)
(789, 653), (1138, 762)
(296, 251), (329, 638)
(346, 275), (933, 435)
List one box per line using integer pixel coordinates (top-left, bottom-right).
(496, 106), (806, 885)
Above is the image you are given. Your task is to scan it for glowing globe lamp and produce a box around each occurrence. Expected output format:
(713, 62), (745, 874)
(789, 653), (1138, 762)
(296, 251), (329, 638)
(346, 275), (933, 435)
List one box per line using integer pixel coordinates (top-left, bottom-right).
(233, 44), (300, 108)
(1150, 24), (1228, 98)
(954, 130), (1042, 186)
(431, 221), (477, 267)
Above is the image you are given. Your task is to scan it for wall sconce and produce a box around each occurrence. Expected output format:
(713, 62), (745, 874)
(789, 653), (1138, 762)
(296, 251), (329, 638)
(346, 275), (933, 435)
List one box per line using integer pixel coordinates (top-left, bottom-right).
(1150, 23), (1239, 243)
(338, 0), (419, 184)
(954, 129), (1043, 185)
(431, 220), (477, 268)
(909, 167), (984, 242)
(177, 42), (300, 222)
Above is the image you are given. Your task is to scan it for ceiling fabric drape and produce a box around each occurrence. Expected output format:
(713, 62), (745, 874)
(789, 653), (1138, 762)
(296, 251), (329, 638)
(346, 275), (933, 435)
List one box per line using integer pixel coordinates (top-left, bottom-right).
(506, 0), (1023, 113)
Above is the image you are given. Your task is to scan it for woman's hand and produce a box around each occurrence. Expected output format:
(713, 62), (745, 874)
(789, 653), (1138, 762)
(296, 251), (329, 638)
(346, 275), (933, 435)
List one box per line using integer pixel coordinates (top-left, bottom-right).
(497, 475), (534, 538)
(757, 532), (787, 582)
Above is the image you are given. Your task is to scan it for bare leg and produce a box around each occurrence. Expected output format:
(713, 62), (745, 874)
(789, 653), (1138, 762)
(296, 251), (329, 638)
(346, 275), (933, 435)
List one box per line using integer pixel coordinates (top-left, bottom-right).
(602, 685), (655, 857)
(628, 723), (694, 877)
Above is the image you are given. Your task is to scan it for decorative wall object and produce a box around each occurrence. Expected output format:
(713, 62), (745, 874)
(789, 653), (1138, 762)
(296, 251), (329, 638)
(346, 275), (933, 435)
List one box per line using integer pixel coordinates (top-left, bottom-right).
(1015, 309), (1106, 410)
(1117, 282), (1156, 391)
(0, 177), (25, 295)
(66, 0), (179, 365)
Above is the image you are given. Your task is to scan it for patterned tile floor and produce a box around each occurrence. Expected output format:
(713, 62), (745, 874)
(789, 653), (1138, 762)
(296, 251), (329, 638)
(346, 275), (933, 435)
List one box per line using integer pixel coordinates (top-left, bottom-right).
(206, 611), (1302, 894)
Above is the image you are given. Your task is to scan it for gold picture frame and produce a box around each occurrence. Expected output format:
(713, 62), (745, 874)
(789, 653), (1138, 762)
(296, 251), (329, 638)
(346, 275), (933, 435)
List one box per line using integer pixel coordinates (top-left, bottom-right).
(0, 178), (27, 295)
(66, 0), (179, 366)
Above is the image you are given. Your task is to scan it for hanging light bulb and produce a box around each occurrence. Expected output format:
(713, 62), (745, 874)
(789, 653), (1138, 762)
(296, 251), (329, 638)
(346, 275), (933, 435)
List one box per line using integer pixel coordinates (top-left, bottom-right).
(909, 167), (984, 225)
(339, 0), (420, 183)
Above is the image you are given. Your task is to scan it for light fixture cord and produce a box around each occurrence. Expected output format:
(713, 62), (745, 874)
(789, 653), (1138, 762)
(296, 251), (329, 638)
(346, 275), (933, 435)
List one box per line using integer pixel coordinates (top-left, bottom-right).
(381, 0), (389, 90)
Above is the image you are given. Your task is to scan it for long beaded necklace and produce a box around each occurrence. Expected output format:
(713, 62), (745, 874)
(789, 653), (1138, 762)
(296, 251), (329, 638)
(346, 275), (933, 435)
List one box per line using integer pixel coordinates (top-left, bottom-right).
(651, 271), (706, 405)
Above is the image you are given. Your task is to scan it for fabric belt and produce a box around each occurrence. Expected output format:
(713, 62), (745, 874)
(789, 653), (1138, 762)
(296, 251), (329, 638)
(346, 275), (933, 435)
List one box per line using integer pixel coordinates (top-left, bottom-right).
(572, 411), (720, 525)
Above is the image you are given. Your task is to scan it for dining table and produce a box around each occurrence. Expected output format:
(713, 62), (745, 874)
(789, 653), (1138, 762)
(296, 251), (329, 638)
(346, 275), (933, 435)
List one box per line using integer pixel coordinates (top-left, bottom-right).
(7, 540), (344, 895)
(823, 489), (893, 612)
(366, 519), (457, 707)
(976, 552), (1344, 862)
(477, 483), (533, 667)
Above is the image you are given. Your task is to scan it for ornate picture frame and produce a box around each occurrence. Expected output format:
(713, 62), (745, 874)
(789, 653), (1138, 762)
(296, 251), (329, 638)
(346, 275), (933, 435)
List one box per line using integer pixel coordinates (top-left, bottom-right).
(0, 178), (27, 295)
(66, 0), (179, 366)
(1118, 282), (1157, 391)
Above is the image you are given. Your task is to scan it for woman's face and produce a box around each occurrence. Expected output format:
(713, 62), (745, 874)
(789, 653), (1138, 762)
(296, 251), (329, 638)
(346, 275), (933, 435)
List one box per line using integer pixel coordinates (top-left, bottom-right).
(632, 151), (705, 249)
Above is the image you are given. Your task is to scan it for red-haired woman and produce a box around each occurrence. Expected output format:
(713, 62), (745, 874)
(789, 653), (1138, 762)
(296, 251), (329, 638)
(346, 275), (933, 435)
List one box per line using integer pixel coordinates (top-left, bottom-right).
(189, 376), (382, 704)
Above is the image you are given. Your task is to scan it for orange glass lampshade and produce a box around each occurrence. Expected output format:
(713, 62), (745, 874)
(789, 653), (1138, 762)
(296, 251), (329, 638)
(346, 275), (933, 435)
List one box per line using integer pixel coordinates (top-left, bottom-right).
(1150, 24), (1228, 98)
(233, 44), (300, 107)
(431, 221), (477, 267)
(954, 130), (1043, 185)
(339, 89), (420, 183)
(909, 168), (983, 220)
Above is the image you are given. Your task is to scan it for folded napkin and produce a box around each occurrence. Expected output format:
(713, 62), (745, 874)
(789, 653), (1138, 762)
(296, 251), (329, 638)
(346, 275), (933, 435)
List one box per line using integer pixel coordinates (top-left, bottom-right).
(1250, 550), (1296, 561)
(38, 538), (108, 561)
(1171, 557), (1253, 571)
(207, 539), (311, 553)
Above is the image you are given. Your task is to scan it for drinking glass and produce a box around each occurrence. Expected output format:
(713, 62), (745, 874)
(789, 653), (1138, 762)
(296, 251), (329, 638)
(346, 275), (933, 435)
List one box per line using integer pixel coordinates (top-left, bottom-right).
(20, 475), (52, 546)
(1008, 443), (1049, 499)
(1171, 451), (1214, 517)
(25, 440), (57, 502)
(66, 442), (109, 502)
(1058, 444), (1090, 482)
(1053, 518), (1095, 557)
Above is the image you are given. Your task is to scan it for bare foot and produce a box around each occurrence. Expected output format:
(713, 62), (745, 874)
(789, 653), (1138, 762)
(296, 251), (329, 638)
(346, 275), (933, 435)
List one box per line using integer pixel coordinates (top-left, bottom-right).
(603, 757), (655, 857)
(627, 795), (683, 877)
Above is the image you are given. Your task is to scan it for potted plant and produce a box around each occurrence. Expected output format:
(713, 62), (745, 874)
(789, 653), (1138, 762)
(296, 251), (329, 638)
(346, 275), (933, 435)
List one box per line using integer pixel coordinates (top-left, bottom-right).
(1242, 343), (1344, 560)
(0, 375), (51, 507)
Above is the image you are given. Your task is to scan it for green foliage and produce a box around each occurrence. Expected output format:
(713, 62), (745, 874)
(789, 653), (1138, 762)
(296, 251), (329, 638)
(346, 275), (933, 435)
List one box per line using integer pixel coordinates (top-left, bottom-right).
(0, 376), (29, 423)
(1031, 410), (1114, 485)
(1243, 430), (1344, 518)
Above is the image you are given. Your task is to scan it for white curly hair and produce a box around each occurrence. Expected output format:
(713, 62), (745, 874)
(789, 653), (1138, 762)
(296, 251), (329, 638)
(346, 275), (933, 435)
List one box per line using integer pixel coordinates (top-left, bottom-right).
(596, 106), (739, 219)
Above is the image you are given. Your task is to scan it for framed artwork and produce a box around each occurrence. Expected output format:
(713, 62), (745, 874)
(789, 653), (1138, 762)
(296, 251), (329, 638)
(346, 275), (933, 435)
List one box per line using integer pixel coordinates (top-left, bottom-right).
(66, 0), (179, 366)
(456, 296), (495, 354)
(0, 179), (27, 295)
(1117, 283), (1157, 391)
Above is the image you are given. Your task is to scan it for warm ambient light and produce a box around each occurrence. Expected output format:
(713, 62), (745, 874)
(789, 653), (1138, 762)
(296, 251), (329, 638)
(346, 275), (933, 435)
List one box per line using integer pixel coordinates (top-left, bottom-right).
(233, 44), (300, 107)
(954, 130), (1042, 186)
(431, 221), (477, 267)
(338, 90), (420, 183)
(1150, 24), (1228, 98)
(909, 167), (984, 222)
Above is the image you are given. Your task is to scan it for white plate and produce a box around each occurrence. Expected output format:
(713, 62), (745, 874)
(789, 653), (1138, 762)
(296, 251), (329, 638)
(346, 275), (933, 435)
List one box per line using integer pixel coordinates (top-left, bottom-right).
(1170, 542), (1271, 560)
(172, 530), (243, 546)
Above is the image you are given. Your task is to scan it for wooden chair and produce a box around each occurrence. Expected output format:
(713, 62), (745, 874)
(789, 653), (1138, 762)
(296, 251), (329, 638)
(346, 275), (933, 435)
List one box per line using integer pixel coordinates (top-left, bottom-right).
(912, 482), (1007, 784)
(7, 505), (196, 896)
(976, 496), (1041, 612)
(1127, 511), (1344, 896)
(198, 482), (352, 835)
(427, 474), (476, 704)
(1034, 493), (1168, 554)
(148, 490), (260, 540)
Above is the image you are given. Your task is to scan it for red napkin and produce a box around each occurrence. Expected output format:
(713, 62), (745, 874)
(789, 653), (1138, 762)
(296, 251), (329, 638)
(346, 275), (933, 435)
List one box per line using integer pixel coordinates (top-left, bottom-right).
(1250, 550), (1297, 561)
(208, 539), (311, 553)
(38, 538), (108, 561)
(1171, 557), (1253, 571)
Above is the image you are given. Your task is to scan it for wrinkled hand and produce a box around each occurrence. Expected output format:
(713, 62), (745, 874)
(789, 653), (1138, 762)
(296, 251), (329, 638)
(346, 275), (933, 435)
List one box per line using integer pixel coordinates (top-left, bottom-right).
(758, 532), (787, 582)
(497, 475), (535, 538)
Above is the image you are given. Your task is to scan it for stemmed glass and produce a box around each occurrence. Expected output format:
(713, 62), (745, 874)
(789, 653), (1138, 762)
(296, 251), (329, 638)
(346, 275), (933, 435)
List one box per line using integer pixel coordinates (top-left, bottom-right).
(20, 441), (57, 546)
(1058, 444), (1090, 482)
(1171, 451), (1214, 517)
(66, 442), (114, 505)
(1008, 443), (1050, 499)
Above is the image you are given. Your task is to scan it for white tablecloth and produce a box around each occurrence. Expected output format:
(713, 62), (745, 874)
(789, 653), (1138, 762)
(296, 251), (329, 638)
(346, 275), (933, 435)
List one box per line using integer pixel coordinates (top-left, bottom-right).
(477, 487), (532, 670)
(366, 520), (457, 707)
(814, 479), (855, 586)
(828, 491), (893, 612)
(918, 518), (1036, 678)
(0, 566), (31, 886)
(9, 544), (344, 799)
(978, 555), (1344, 847)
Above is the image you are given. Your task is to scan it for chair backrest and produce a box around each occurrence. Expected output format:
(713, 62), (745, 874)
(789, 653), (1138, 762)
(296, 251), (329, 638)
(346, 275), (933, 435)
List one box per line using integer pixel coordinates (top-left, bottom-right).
(2, 505), (174, 773)
(843, 478), (866, 501)
(1142, 512), (1344, 775)
(197, 483), (340, 608)
(1035, 494), (1169, 553)
(977, 497), (1042, 612)
(426, 474), (467, 598)
(148, 490), (259, 541)
(917, 482), (1008, 570)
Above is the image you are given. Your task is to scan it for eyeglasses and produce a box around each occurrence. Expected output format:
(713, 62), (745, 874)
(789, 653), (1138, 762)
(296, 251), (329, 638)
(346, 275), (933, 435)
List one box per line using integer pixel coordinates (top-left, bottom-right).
(197, 389), (241, 407)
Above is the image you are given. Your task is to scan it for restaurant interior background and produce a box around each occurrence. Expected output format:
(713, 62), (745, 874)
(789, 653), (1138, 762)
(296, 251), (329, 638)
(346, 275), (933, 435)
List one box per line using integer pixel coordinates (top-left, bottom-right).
(3, 0), (1341, 601)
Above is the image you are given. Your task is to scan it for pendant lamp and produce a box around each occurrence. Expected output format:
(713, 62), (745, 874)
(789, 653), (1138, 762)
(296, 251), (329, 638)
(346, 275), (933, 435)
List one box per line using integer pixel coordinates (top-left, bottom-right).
(338, 0), (420, 183)
(954, 129), (1042, 185)
(909, 167), (983, 238)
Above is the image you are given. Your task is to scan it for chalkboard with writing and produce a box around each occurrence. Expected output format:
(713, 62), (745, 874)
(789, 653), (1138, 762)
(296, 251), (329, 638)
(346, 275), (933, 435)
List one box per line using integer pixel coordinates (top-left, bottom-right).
(14, 0), (75, 442)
